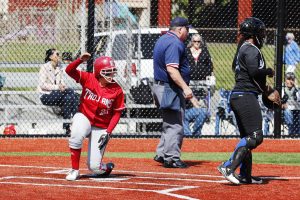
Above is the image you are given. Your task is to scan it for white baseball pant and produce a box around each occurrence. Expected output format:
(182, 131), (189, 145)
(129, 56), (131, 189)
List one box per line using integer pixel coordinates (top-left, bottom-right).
(69, 112), (109, 174)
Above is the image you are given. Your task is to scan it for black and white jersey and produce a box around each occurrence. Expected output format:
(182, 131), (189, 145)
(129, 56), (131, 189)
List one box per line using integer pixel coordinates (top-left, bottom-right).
(232, 42), (269, 94)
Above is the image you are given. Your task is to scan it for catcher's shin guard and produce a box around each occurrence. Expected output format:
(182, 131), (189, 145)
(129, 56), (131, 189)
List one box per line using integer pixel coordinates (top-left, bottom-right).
(239, 150), (252, 181)
(228, 145), (249, 172)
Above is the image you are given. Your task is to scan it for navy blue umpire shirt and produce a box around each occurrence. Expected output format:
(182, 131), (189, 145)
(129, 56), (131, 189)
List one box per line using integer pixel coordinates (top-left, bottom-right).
(153, 31), (190, 84)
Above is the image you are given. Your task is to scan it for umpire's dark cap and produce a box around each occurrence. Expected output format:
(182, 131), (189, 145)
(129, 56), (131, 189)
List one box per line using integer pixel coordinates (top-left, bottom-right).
(170, 17), (192, 28)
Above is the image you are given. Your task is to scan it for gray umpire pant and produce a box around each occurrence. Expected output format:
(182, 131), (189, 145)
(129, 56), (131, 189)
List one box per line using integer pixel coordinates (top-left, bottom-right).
(152, 83), (185, 162)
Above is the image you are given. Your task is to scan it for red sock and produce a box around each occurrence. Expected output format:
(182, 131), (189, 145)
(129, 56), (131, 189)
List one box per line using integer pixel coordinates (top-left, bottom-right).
(70, 148), (81, 170)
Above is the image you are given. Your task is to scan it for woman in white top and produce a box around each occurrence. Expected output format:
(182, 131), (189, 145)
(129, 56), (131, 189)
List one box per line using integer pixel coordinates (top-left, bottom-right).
(37, 48), (78, 119)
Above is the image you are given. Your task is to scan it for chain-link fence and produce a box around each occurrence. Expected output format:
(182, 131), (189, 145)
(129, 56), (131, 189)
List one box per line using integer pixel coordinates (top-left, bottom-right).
(0, 0), (299, 137)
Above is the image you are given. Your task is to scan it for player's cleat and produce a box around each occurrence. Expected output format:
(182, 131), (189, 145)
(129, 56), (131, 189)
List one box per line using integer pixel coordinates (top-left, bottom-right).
(217, 164), (240, 185)
(102, 162), (115, 176)
(237, 175), (263, 184)
(153, 155), (164, 164)
(66, 169), (80, 181)
(163, 159), (188, 168)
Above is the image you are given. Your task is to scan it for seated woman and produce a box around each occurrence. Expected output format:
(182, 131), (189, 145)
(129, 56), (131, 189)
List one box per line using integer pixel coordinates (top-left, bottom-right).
(37, 48), (78, 119)
(183, 88), (209, 136)
(187, 34), (213, 81)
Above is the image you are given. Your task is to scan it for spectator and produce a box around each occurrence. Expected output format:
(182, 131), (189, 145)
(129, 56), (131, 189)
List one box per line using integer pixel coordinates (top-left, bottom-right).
(282, 72), (300, 135)
(284, 33), (300, 73)
(37, 48), (79, 119)
(214, 89), (238, 135)
(183, 89), (209, 136)
(258, 96), (274, 136)
(187, 34), (213, 81)
(183, 34), (212, 136)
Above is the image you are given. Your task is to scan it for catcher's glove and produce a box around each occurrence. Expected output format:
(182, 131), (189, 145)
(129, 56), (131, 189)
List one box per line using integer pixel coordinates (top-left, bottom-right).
(262, 85), (281, 109)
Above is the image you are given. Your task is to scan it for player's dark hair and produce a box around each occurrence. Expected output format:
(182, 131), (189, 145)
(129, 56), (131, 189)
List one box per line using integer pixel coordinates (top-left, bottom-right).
(45, 48), (56, 63)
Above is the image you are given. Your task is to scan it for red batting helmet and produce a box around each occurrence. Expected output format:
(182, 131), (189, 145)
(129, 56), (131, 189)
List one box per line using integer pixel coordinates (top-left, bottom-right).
(93, 56), (117, 83)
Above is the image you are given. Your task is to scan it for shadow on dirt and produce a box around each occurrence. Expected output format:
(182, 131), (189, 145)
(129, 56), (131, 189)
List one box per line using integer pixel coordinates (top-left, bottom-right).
(80, 173), (136, 179)
(185, 160), (207, 167)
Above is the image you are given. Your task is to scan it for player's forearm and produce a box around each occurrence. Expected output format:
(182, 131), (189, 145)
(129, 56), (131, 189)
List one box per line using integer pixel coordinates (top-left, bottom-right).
(65, 58), (82, 79)
(106, 111), (122, 134)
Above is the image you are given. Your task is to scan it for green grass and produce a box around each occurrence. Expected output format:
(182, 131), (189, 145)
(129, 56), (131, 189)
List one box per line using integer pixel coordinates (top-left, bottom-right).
(1, 42), (78, 63)
(1, 87), (36, 91)
(0, 67), (39, 73)
(1, 152), (300, 166)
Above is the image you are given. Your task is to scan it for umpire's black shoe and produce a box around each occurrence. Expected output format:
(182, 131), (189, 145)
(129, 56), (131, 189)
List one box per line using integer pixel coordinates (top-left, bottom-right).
(163, 159), (188, 168)
(153, 155), (164, 164)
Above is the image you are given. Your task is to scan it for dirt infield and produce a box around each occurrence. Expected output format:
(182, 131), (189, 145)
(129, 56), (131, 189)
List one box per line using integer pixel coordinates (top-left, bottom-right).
(0, 138), (300, 200)
(1, 138), (300, 152)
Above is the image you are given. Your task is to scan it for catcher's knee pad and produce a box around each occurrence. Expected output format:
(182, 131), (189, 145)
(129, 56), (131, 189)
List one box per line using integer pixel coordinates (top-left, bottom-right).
(246, 130), (263, 149)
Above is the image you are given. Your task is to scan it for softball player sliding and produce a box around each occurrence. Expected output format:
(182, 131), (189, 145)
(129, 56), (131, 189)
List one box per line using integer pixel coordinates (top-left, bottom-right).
(65, 53), (125, 181)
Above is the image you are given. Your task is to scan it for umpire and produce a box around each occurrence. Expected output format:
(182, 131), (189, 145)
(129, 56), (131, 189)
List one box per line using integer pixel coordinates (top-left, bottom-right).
(152, 17), (195, 168)
(217, 17), (278, 184)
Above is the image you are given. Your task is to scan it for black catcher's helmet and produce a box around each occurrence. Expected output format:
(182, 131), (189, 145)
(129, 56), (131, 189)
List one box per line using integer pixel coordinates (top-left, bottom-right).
(239, 17), (266, 48)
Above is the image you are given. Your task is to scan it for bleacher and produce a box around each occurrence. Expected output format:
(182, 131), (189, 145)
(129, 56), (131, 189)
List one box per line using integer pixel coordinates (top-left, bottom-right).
(0, 88), (163, 135)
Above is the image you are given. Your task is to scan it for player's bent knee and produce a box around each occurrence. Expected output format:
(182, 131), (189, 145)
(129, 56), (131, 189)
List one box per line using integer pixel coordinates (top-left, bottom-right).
(255, 130), (264, 146)
(68, 135), (85, 149)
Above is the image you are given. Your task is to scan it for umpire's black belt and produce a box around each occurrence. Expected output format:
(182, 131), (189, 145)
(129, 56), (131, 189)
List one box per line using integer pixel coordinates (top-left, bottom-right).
(155, 80), (168, 85)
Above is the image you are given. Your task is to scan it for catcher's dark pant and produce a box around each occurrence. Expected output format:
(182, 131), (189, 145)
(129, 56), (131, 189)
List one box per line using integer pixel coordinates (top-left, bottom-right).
(224, 92), (263, 179)
(230, 92), (262, 137)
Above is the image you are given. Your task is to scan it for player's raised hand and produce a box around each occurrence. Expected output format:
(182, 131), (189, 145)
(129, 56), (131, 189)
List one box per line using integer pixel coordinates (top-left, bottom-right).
(80, 52), (91, 62)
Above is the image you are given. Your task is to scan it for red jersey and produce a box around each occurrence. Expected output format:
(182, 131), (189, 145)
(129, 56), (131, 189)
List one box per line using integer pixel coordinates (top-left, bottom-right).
(66, 59), (125, 129)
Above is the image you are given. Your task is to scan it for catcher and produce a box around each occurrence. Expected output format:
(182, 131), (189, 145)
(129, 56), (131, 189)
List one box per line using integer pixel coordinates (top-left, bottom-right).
(217, 17), (280, 184)
(65, 53), (125, 181)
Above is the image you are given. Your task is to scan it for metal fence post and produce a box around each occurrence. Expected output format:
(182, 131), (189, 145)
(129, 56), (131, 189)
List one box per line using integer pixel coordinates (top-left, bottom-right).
(87, 0), (95, 72)
(274, 0), (285, 138)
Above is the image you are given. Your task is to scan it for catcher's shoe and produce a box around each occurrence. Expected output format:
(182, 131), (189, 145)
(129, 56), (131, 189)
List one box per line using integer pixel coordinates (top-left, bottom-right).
(102, 162), (115, 176)
(217, 164), (240, 185)
(237, 175), (263, 184)
(66, 169), (80, 181)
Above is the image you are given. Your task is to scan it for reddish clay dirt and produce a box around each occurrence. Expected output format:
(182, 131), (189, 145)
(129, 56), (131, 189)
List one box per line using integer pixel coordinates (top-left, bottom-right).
(0, 138), (299, 200)
(1, 138), (300, 152)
